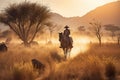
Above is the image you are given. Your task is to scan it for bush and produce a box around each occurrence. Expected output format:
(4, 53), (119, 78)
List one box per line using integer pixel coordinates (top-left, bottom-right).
(12, 62), (39, 80)
(50, 51), (64, 62)
(105, 62), (116, 80)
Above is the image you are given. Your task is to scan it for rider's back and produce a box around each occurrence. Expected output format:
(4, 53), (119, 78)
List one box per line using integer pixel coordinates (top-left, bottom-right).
(64, 28), (70, 36)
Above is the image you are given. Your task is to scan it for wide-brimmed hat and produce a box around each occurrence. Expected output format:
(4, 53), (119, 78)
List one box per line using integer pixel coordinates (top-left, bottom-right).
(64, 25), (69, 28)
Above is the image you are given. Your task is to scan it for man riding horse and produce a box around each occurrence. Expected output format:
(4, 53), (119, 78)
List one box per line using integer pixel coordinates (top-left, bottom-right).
(59, 25), (73, 48)
(59, 25), (73, 59)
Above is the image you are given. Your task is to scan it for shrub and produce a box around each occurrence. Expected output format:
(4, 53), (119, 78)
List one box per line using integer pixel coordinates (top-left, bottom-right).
(105, 62), (116, 80)
(12, 62), (39, 80)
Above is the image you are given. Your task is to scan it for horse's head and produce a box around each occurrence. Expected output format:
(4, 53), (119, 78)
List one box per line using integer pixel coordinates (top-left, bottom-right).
(59, 32), (62, 35)
(59, 32), (63, 37)
(59, 32), (63, 42)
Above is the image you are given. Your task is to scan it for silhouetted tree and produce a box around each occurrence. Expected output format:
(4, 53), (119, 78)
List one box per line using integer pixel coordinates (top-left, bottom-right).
(116, 32), (120, 45)
(90, 20), (102, 46)
(77, 26), (86, 35)
(0, 30), (12, 38)
(105, 62), (116, 80)
(0, 30), (12, 44)
(78, 26), (85, 31)
(104, 24), (120, 39)
(5, 37), (12, 44)
(46, 22), (57, 43)
(0, 2), (51, 46)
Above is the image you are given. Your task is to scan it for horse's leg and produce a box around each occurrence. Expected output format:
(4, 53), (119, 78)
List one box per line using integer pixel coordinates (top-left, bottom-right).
(66, 48), (70, 59)
(66, 48), (71, 59)
(68, 49), (71, 58)
(65, 48), (68, 60)
(63, 48), (67, 60)
(68, 49), (70, 59)
(65, 48), (68, 59)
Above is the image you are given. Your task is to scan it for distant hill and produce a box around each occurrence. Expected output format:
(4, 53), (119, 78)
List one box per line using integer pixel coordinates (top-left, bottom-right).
(49, 13), (82, 31)
(81, 1), (120, 26)
(49, 1), (120, 32)
(0, 1), (120, 32)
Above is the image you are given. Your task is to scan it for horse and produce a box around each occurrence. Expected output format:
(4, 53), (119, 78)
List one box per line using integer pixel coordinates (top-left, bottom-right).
(59, 32), (73, 59)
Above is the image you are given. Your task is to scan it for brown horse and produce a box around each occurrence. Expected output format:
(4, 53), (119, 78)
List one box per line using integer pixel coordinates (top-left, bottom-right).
(59, 32), (73, 59)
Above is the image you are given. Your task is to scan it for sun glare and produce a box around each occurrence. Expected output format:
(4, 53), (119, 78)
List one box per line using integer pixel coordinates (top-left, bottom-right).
(36, 36), (90, 57)
(70, 37), (90, 57)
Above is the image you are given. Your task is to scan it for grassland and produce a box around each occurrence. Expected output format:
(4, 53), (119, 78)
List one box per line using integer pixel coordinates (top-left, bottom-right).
(0, 43), (120, 80)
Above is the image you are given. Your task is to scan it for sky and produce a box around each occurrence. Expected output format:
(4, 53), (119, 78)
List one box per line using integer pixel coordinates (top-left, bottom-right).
(0, 0), (117, 17)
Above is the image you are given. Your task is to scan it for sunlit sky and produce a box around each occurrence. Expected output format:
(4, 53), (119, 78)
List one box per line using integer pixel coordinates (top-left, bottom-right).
(0, 0), (117, 17)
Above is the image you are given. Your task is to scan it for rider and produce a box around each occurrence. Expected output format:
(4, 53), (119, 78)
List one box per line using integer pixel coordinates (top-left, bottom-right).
(60, 25), (73, 48)
(64, 25), (70, 36)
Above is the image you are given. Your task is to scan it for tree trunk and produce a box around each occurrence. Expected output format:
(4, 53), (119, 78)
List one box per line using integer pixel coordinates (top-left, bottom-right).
(118, 38), (120, 45)
(99, 38), (102, 46)
(49, 31), (52, 42)
(23, 41), (30, 47)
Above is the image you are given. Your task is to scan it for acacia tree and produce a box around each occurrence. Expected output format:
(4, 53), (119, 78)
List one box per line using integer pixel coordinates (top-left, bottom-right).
(104, 24), (120, 39)
(78, 26), (86, 35)
(78, 26), (85, 32)
(46, 22), (57, 43)
(0, 2), (51, 46)
(90, 20), (103, 46)
(117, 33), (120, 45)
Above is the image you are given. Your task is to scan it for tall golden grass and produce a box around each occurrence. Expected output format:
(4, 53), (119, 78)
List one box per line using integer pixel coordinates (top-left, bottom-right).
(0, 43), (120, 80)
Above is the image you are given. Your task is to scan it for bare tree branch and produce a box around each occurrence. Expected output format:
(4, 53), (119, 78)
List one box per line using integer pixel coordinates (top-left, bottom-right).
(90, 19), (102, 46)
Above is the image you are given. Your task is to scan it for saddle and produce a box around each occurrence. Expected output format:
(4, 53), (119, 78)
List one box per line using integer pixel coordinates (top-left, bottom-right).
(59, 33), (73, 48)
(63, 36), (73, 48)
